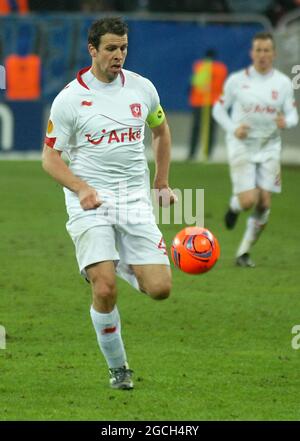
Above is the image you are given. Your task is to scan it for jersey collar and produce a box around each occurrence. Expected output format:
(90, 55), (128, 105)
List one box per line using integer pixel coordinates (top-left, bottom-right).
(76, 66), (125, 89)
(248, 65), (274, 78)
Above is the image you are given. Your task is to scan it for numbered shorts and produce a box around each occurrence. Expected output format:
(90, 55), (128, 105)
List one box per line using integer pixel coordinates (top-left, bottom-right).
(69, 221), (170, 278)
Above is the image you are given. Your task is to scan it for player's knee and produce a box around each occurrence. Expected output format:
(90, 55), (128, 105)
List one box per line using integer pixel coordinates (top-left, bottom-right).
(148, 281), (172, 300)
(240, 195), (256, 210)
(90, 277), (116, 302)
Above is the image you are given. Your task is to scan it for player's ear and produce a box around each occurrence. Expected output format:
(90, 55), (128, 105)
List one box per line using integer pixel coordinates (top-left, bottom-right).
(88, 44), (98, 58)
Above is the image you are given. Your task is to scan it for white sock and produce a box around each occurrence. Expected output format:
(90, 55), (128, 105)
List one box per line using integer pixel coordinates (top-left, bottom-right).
(236, 208), (270, 257)
(230, 195), (242, 213)
(90, 305), (127, 369)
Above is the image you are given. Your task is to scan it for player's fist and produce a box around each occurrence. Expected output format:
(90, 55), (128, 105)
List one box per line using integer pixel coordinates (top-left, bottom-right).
(234, 124), (250, 139)
(154, 186), (178, 207)
(78, 184), (102, 210)
(275, 113), (286, 129)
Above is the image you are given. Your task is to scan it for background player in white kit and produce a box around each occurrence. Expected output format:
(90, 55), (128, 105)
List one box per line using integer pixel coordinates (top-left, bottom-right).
(213, 32), (298, 267)
(42, 17), (176, 389)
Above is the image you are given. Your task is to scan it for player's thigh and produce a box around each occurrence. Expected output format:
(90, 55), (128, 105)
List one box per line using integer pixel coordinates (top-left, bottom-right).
(116, 222), (171, 298)
(70, 224), (119, 278)
(257, 157), (281, 195)
(131, 263), (172, 299)
(116, 222), (169, 266)
(229, 154), (256, 195)
(238, 188), (259, 210)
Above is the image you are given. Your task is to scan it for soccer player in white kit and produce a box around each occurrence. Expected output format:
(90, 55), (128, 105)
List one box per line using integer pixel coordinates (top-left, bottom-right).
(213, 32), (298, 267)
(42, 17), (176, 389)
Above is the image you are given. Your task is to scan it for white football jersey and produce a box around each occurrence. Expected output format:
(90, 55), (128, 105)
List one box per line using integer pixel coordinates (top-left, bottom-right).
(46, 67), (161, 219)
(213, 65), (298, 145)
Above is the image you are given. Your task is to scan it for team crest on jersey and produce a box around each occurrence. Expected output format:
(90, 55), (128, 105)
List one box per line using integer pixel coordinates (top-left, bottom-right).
(272, 90), (278, 100)
(130, 103), (142, 118)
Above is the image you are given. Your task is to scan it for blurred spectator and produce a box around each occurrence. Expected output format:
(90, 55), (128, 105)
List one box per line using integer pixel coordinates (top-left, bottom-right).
(188, 49), (227, 160)
(272, 0), (300, 23)
(0, 0), (29, 14)
(5, 53), (41, 100)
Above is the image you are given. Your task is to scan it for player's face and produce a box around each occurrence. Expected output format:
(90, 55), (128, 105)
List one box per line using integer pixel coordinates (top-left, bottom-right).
(250, 39), (275, 74)
(89, 33), (128, 82)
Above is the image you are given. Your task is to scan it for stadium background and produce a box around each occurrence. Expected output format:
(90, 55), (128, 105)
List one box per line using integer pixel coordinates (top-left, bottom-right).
(0, 1), (300, 162)
(1, 0), (300, 423)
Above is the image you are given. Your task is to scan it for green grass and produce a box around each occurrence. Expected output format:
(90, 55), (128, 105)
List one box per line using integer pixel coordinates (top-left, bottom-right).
(0, 161), (300, 420)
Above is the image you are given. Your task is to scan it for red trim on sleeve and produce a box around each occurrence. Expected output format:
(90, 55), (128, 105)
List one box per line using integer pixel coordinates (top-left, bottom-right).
(44, 136), (57, 148)
(76, 66), (91, 90)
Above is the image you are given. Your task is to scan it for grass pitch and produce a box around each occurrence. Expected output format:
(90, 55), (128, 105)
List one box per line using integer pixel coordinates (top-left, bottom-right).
(0, 160), (300, 421)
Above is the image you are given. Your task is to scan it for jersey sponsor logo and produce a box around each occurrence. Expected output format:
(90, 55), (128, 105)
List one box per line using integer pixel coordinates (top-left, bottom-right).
(47, 119), (54, 134)
(130, 103), (142, 118)
(44, 136), (57, 148)
(81, 100), (93, 106)
(242, 84), (250, 89)
(85, 127), (142, 145)
(242, 104), (277, 115)
(272, 90), (278, 100)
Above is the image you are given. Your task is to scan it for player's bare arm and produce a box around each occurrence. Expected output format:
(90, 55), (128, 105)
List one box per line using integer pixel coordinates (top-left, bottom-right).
(42, 145), (102, 210)
(151, 119), (177, 207)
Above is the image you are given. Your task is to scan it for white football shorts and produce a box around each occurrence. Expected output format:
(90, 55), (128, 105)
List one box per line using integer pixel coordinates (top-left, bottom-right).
(227, 137), (281, 194)
(229, 155), (281, 194)
(67, 220), (170, 279)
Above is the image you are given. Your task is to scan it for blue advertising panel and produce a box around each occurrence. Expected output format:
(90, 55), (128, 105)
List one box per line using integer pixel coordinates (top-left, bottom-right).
(0, 99), (44, 152)
(0, 15), (265, 151)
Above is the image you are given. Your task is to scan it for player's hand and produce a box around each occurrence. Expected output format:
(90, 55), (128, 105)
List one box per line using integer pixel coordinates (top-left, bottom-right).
(234, 124), (250, 139)
(154, 185), (178, 207)
(275, 112), (286, 129)
(78, 184), (102, 210)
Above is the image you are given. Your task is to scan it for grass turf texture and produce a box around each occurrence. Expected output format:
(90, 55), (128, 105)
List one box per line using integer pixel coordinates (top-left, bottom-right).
(0, 160), (300, 421)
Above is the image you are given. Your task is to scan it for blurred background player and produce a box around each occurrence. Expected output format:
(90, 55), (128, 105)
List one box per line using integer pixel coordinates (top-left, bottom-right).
(213, 31), (298, 267)
(188, 49), (227, 160)
(42, 17), (176, 390)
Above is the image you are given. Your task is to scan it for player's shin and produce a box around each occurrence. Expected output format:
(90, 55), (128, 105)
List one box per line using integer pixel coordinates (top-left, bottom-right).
(90, 305), (128, 369)
(236, 208), (270, 257)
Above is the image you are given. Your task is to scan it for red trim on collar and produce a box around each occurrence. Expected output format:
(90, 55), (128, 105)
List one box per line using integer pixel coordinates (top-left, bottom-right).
(77, 66), (125, 88)
(76, 66), (91, 90)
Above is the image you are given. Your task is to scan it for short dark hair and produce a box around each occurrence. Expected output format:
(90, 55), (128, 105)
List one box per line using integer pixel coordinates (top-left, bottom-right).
(88, 17), (128, 49)
(252, 31), (275, 48)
